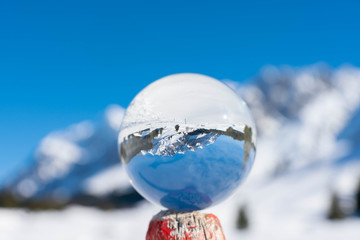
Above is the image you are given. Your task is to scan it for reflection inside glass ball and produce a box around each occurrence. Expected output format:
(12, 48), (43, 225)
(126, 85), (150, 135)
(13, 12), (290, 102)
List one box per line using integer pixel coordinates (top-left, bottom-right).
(119, 73), (256, 211)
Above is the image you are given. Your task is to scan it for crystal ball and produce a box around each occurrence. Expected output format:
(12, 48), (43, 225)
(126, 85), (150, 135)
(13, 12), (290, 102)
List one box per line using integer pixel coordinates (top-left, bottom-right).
(118, 73), (256, 211)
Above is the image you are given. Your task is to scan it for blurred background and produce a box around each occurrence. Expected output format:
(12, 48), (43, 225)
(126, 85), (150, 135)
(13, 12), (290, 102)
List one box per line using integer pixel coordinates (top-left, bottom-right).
(1, 0), (360, 239)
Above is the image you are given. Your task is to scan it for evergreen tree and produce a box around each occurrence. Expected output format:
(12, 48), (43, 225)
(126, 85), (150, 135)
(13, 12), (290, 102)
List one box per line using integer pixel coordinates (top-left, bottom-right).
(327, 192), (345, 220)
(356, 178), (360, 213)
(236, 205), (249, 230)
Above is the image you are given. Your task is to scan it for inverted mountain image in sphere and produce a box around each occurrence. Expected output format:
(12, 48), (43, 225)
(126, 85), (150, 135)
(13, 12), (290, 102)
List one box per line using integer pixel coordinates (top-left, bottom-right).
(119, 73), (256, 210)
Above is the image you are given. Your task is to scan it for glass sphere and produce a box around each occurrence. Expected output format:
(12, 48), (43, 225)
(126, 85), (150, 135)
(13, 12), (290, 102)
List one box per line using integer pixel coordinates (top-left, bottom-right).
(119, 73), (256, 211)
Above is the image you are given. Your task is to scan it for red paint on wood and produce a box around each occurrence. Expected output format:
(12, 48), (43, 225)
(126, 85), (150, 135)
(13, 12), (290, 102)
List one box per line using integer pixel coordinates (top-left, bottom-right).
(146, 211), (225, 240)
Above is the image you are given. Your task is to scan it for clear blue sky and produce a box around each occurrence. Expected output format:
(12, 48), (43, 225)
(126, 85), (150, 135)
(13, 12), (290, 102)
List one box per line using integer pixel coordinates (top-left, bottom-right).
(1, 0), (359, 182)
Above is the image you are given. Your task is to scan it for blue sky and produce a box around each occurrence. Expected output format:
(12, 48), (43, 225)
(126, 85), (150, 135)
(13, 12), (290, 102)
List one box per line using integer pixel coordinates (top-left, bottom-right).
(1, 0), (360, 182)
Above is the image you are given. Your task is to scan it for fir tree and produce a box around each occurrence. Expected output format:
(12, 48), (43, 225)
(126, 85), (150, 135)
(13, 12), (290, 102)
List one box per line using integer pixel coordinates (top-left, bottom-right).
(236, 205), (249, 230)
(327, 192), (345, 220)
(356, 178), (360, 213)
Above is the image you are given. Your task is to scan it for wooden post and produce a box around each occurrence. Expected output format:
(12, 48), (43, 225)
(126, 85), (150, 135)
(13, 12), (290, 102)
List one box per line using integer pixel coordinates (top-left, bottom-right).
(146, 210), (225, 240)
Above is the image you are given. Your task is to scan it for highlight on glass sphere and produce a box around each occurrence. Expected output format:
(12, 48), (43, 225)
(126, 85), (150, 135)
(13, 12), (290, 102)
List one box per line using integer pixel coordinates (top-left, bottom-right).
(118, 73), (256, 211)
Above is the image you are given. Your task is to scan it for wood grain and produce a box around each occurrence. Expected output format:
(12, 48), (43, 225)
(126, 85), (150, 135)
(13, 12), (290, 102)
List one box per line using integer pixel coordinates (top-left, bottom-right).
(146, 210), (225, 240)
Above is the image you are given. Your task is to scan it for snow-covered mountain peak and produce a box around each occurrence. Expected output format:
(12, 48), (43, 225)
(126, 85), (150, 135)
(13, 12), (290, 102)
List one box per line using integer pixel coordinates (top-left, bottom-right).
(1, 105), (128, 201)
(232, 65), (360, 179)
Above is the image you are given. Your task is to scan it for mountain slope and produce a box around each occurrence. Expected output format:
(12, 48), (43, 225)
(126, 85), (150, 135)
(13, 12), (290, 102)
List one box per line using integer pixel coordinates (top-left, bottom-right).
(0, 105), (142, 209)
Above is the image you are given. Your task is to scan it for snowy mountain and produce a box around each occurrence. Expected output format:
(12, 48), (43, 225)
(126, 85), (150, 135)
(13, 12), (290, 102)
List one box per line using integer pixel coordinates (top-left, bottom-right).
(229, 64), (360, 177)
(0, 104), (142, 209)
(1, 64), (360, 239)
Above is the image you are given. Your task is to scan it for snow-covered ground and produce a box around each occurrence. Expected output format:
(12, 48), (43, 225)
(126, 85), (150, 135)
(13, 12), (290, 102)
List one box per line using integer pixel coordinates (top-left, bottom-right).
(2, 160), (360, 240)
(2, 154), (360, 240)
